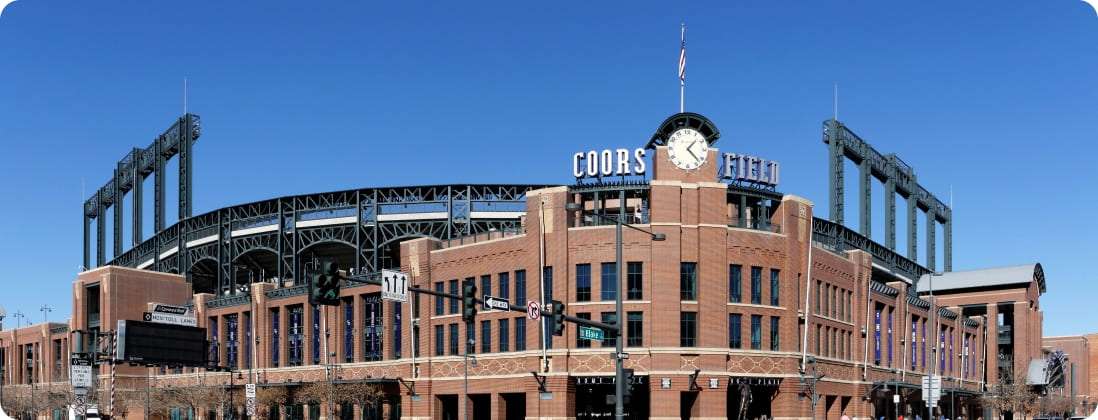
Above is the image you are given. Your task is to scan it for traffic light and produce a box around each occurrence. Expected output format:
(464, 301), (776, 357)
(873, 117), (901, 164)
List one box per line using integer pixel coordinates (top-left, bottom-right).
(462, 280), (477, 323)
(622, 368), (635, 403)
(551, 300), (565, 336)
(309, 258), (341, 306)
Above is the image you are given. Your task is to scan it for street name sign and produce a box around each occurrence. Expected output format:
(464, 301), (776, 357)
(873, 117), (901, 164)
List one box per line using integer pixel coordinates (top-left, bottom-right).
(579, 326), (604, 341)
(483, 295), (509, 311)
(381, 270), (409, 302)
(143, 311), (198, 326)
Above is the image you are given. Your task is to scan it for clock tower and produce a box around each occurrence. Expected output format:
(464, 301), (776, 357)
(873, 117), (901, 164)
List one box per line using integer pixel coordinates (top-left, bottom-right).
(647, 112), (721, 184)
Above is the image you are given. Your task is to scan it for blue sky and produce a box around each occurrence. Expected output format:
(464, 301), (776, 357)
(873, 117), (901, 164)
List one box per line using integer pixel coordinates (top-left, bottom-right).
(0, 1), (1094, 337)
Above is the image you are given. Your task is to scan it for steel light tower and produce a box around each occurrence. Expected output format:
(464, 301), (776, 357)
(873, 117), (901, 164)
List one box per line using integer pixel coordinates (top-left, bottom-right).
(566, 198), (665, 419)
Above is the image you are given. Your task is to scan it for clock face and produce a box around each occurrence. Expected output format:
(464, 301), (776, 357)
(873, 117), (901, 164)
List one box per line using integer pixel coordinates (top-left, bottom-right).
(667, 128), (708, 170)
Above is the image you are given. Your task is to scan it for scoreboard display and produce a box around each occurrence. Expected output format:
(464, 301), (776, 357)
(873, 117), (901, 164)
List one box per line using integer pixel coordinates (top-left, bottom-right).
(117, 320), (207, 366)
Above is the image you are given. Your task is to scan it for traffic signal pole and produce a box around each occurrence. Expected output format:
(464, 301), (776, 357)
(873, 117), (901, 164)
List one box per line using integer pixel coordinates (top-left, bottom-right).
(340, 272), (614, 331)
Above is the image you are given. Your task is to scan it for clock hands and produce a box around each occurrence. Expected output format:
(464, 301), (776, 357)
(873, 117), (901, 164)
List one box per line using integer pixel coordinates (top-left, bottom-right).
(686, 140), (700, 162)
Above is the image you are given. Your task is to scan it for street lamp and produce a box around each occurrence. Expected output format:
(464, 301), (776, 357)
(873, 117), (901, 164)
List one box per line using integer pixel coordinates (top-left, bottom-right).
(40, 305), (51, 324)
(566, 200), (666, 420)
(799, 356), (825, 420)
(463, 339), (477, 420)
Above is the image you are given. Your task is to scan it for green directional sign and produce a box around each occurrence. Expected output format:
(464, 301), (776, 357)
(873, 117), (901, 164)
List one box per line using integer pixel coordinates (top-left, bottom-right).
(579, 326), (604, 341)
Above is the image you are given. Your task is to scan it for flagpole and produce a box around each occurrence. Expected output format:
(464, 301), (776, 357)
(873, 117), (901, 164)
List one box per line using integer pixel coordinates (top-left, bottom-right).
(679, 23), (685, 113)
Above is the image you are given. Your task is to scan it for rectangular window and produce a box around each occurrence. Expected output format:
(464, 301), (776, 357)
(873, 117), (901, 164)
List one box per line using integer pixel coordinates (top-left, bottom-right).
(729, 314), (742, 349)
(435, 281), (445, 316)
(627, 312), (643, 347)
(499, 319), (510, 352)
(481, 275), (492, 299)
(815, 325), (821, 355)
(449, 324), (459, 355)
(626, 262), (643, 300)
(815, 280), (822, 314)
(363, 298), (383, 362)
(601, 312), (617, 348)
(467, 322), (476, 354)
(831, 285), (837, 318)
(770, 269), (780, 306)
(499, 272), (510, 301)
(601, 262), (617, 301)
(750, 315), (762, 350)
(576, 264), (591, 302)
(435, 325), (444, 356)
(481, 320), (491, 353)
(449, 280), (459, 315)
(543, 266), (553, 350)
(289, 307), (303, 366)
(680, 312), (697, 347)
(729, 264), (742, 303)
(770, 316), (780, 351)
(576, 313), (592, 348)
(516, 316), (527, 351)
(680, 263), (697, 301)
(515, 270), (526, 305)
(750, 266), (763, 304)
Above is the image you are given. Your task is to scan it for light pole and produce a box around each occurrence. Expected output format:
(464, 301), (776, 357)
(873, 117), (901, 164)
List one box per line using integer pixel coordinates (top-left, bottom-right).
(463, 339), (476, 420)
(926, 273), (942, 420)
(800, 356), (824, 420)
(566, 200), (666, 420)
(13, 310), (25, 329)
(145, 367), (156, 420)
(40, 305), (51, 324)
(892, 368), (899, 420)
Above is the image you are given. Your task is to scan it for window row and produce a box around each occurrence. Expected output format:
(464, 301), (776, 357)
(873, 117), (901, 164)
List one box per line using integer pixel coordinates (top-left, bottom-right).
(434, 270), (528, 316)
(722, 314), (780, 350)
(815, 281), (852, 322)
(723, 264), (780, 306)
(575, 262), (645, 302)
(433, 317), (528, 356)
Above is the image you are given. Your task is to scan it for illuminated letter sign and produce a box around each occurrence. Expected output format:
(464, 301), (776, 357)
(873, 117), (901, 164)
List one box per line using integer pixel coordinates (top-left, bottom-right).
(573, 148), (647, 180)
(719, 153), (779, 187)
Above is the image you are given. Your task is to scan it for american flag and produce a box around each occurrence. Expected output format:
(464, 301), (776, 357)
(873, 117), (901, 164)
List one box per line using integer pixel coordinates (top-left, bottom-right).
(678, 26), (686, 86)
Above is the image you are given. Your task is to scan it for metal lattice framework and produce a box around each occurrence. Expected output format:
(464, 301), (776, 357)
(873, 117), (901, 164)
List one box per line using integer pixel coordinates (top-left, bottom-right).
(83, 114), (200, 268)
(822, 119), (952, 273)
(81, 114), (937, 307)
(102, 184), (550, 297)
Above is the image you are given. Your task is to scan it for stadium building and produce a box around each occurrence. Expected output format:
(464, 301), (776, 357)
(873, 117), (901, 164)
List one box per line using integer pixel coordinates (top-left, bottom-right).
(0, 112), (1083, 420)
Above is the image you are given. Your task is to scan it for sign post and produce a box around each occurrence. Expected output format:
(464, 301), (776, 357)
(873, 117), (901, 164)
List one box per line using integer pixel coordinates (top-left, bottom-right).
(245, 384), (256, 416)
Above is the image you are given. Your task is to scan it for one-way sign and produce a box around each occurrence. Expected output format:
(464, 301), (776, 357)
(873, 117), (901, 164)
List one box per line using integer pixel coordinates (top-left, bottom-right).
(483, 295), (509, 311)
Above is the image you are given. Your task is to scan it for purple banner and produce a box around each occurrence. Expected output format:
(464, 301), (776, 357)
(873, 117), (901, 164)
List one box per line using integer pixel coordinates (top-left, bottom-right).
(345, 302), (353, 361)
(911, 319), (917, 368)
(273, 311), (280, 366)
(874, 310), (881, 362)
